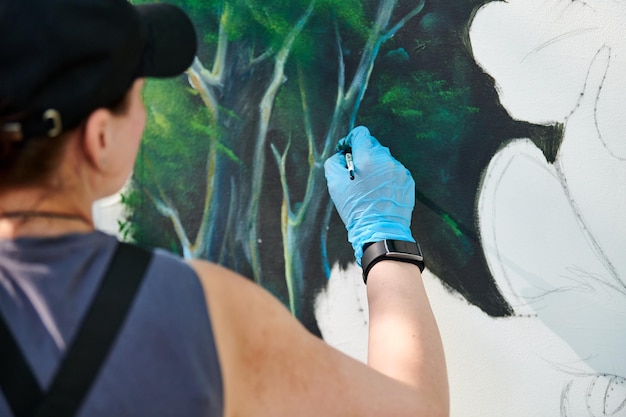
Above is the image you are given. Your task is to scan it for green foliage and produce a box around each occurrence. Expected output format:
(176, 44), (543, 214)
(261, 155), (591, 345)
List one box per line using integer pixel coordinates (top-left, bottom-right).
(376, 71), (479, 145)
(316, 0), (369, 37)
(124, 77), (218, 251)
(360, 69), (480, 223)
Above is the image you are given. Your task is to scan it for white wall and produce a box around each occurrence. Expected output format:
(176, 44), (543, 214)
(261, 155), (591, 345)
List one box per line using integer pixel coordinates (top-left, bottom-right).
(316, 267), (603, 416)
(92, 193), (125, 238)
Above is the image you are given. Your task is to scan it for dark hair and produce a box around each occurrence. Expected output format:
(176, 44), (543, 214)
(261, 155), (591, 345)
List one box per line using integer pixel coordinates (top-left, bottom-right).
(0, 93), (131, 192)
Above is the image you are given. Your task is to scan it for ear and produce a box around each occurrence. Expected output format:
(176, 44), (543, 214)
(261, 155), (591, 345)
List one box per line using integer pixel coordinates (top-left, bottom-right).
(82, 108), (114, 170)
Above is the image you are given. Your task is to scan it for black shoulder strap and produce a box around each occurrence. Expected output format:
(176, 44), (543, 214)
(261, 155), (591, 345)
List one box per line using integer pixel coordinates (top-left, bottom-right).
(0, 315), (44, 417)
(0, 242), (152, 417)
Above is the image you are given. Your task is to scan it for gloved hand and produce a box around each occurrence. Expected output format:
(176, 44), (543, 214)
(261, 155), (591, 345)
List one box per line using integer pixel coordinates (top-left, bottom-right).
(324, 126), (415, 266)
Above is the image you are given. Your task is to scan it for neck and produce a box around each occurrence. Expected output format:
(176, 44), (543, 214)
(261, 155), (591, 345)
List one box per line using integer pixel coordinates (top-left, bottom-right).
(0, 188), (95, 239)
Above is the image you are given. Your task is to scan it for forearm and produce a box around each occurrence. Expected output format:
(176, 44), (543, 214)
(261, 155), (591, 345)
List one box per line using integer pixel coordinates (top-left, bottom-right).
(366, 260), (449, 412)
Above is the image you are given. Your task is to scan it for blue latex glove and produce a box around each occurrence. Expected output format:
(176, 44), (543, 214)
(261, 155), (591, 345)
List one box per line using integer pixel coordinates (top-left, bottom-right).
(324, 126), (415, 266)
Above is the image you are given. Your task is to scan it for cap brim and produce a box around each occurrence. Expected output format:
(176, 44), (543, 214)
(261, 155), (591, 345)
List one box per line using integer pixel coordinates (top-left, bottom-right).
(135, 3), (197, 78)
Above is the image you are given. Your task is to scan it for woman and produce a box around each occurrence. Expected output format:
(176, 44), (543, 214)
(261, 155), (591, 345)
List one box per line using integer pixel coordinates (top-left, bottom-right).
(0, 0), (449, 416)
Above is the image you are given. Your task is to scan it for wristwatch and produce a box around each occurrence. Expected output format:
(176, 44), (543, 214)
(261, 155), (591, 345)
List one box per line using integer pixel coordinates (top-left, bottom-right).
(361, 240), (425, 284)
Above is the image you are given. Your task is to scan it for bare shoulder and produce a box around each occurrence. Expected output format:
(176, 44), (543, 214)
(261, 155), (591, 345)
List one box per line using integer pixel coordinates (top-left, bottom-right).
(187, 259), (441, 417)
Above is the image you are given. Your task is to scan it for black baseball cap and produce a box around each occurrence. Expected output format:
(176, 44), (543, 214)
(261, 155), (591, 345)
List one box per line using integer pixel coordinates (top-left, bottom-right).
(0, 0), (197, 141)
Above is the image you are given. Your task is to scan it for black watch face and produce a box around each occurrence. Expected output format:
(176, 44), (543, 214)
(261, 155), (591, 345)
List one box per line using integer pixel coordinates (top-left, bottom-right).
(386, 240), (422, 256)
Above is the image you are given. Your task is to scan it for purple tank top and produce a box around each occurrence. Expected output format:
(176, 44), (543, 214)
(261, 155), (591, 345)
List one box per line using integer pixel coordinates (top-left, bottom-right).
(0, 231), (223, 417)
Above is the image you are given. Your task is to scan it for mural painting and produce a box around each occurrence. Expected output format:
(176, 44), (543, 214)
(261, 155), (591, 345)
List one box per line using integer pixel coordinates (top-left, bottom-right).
(125, 0), (528, 329)
(107, 0), (624, 415)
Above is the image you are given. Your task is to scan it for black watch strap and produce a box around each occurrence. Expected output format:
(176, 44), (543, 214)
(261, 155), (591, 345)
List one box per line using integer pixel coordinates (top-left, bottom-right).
(361, 240), (425, 284)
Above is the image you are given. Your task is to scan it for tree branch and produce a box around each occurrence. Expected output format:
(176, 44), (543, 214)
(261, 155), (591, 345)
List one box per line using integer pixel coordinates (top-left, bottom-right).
(211, 3), (231, 78)
(185, 5), (232, 119)
(191, 132), (219, 259)
(334, 19), (346, 121)
(148, 193), (194, 259)
(298, 64), (317, 161)
(383, 0), (426, 42)
(245, 0), (317, 281)
(271, 138), (301, 316)
(141, 152), (194, 258)
(343, 0), (424, 127)
(270, 140), (292, 217)
(187, 57), (221, 119)
(251, 47), (275, 66)
(317, 19), (347, 162)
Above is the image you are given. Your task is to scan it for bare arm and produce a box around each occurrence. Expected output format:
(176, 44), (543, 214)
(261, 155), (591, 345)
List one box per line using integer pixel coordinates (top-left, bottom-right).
(190, 259), (448, 417)
(367, 260), (448, 412)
